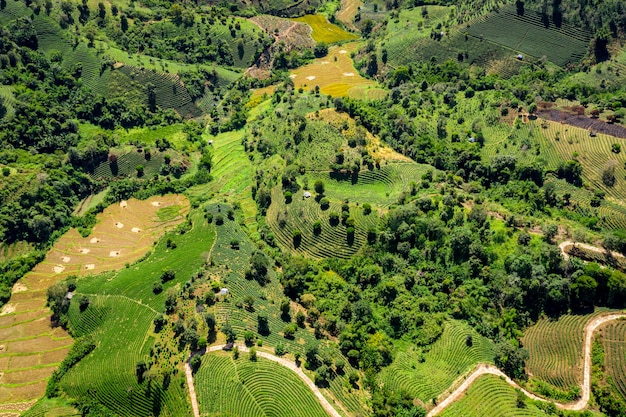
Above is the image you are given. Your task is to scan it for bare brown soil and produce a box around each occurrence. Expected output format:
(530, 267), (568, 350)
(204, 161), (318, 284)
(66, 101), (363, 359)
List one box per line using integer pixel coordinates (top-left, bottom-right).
(538, 109), (626, 138)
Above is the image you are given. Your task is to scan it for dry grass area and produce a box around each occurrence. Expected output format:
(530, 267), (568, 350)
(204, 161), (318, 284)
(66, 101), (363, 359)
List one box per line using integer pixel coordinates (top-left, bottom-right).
(290, 42), (384, 98)
(292, 14), (357, 43)
(313, 108), (412, 162)
(336, 0), (363, 31)
(0, 195), (189, 406)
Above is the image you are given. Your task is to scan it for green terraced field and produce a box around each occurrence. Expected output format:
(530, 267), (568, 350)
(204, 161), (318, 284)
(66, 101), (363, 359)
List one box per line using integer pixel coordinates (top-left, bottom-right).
(439, 374), (550, 417)
(464, 4), (592, 67)
(204, 204), (367, 416)
(195, 351), (328, 417)
(58, 211), (214, 416)
(522, 310), (614, 392)
(378, 320), (494, 402)
(601, 319), (626, 399)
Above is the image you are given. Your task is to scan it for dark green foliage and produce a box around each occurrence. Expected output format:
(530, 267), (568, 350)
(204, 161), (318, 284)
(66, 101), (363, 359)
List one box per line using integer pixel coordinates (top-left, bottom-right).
(46, 336), (96, 397)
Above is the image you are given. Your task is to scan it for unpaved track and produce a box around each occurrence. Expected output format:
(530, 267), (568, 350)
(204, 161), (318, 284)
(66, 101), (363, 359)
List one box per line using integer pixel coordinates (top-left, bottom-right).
(428, 312), (626, 416)
(184, 360), (200, 417)
(559, 240), (624, 261)
(187, 344), (343, 417)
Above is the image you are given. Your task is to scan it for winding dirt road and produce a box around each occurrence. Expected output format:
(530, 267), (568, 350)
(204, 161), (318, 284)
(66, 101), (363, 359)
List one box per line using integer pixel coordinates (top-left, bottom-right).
(187, 344), (343, 417)
(427, 312), (626, 416)
(558, 240), (622, 261)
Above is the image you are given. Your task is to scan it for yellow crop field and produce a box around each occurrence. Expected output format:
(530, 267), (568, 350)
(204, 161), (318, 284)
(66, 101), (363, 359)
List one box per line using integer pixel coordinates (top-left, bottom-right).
(290, 43), (385, 99)
(292, 14), (358, 43)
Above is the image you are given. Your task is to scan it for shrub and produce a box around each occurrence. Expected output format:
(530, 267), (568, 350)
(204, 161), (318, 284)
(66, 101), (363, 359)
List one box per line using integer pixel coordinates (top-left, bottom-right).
(215, 214), (224, 225)
(230, 239), (240, 249)
(190, 355), (201, 373)
(284, 191), (293, 203)
(363, 203), (372, 215)
(313, 221), (322, 235)
(152, 281), (163, 294)
(78, 295), (90, 312)
(249, 347), (257, 361)
(283, 323), (297, 339)
(296, 310), (306, 327)
(320, 197), (330, 209)
(329, 212), (339, 226)
(314, 180), (325, 194)
(244, 331), (255, 346)
(161, 267), (176, 283)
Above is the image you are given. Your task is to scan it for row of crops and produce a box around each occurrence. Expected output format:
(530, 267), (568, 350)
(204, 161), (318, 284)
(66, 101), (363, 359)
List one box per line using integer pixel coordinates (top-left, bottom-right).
(440, 374), (548, 417)
(206, 204), (367, 416)
(602, 320), (626, 399)
(117, 65), (202, 118)
(58, 212), (210, 415)
(378, 320), (494, 402)
(90, 148), (167, 180)
(522, 310), (612, 392)
(195, 352), (328, 417)
(267, 187), (379, 259)
(464, 4), (592, 67)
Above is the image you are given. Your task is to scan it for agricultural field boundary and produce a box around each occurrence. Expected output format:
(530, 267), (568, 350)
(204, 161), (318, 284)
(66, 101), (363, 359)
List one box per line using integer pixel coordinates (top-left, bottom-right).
(192, 344), (343, 417)
(428, 313), (626, 416)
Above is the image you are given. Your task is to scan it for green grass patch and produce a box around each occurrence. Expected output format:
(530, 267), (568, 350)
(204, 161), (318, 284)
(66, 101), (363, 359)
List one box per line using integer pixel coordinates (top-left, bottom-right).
(157, 205), (184, 222)
(195, 351), (328, 417)
(293, 14), (358, 43)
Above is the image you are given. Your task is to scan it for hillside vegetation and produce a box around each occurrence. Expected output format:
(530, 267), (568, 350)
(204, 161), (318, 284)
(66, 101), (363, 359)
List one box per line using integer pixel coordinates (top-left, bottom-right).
(3, 0), (626, 415)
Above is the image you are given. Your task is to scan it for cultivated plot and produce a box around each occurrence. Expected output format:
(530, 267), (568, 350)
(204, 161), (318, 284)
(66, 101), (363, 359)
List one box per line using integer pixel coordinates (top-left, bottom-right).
(0, 195), (188, 406)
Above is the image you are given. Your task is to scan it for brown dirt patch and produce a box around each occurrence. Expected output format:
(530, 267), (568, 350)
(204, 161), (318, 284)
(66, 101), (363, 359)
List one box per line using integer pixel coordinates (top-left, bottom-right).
(0, 380), (47, 403)
(2, 367), (56, 385)
(0, 305), (15, 315)
(11, 283), (27, 294)
(538, 109), (626, 138)
(0, 400), (37, 412)
(0, 357), (9, 371)
(0, 311), (44, 328)
(40, 348), (71, 365)
(8, 355), (40, 370)
(5, 336), (72, 355)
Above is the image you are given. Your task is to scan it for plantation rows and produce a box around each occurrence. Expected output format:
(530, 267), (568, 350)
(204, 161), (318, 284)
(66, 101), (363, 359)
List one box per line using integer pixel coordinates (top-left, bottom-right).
(91, 149), (167, 179)
(522, 311), (611, 391)
(602, 320), (626, 399)
(206, 204), (366, 416)
(117, 65), (201, 118)
(195, 352), (328, 417)
(378, 321), (494, 402)
(0, 0), (31, 23)
(266, 187), (379, 259)
(61, 296), (192, 417)
(440, 374), (548, 417)
(465, 4), (591, 67)
(539, 119), (626, 204)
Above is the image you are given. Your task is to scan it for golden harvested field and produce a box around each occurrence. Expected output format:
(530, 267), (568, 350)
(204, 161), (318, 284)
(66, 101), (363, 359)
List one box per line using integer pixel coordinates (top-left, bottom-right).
(0, 195), (188, 407)
(290, 42), (385, 99)
(292, 14), (358, 43)
(336, 0), (363, 31)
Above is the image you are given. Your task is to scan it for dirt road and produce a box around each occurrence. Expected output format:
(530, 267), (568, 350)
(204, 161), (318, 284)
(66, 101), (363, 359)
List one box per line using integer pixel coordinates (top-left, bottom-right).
(558, 240), (621, 261)
(184, 359), (200, 417)
(427, 312), (626, 416)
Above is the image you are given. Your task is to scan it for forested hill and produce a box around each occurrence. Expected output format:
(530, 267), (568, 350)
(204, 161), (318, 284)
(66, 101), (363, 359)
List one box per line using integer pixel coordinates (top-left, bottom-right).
(2, 0), (626, 415)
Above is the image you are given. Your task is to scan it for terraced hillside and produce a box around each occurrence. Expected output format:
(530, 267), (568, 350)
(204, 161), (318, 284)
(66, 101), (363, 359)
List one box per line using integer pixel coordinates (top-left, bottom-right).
(522, 310), (614, 393)
(601, 319), (626, 399)
(203, 204), (367, 416)
(195, 350), (328, 417)
(57, 209), (212, 416)
(379, 320), (494, 403)
(464, 4), (592, 67)
(439, 374), (550, 417)
(0, 195), (188, 407)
